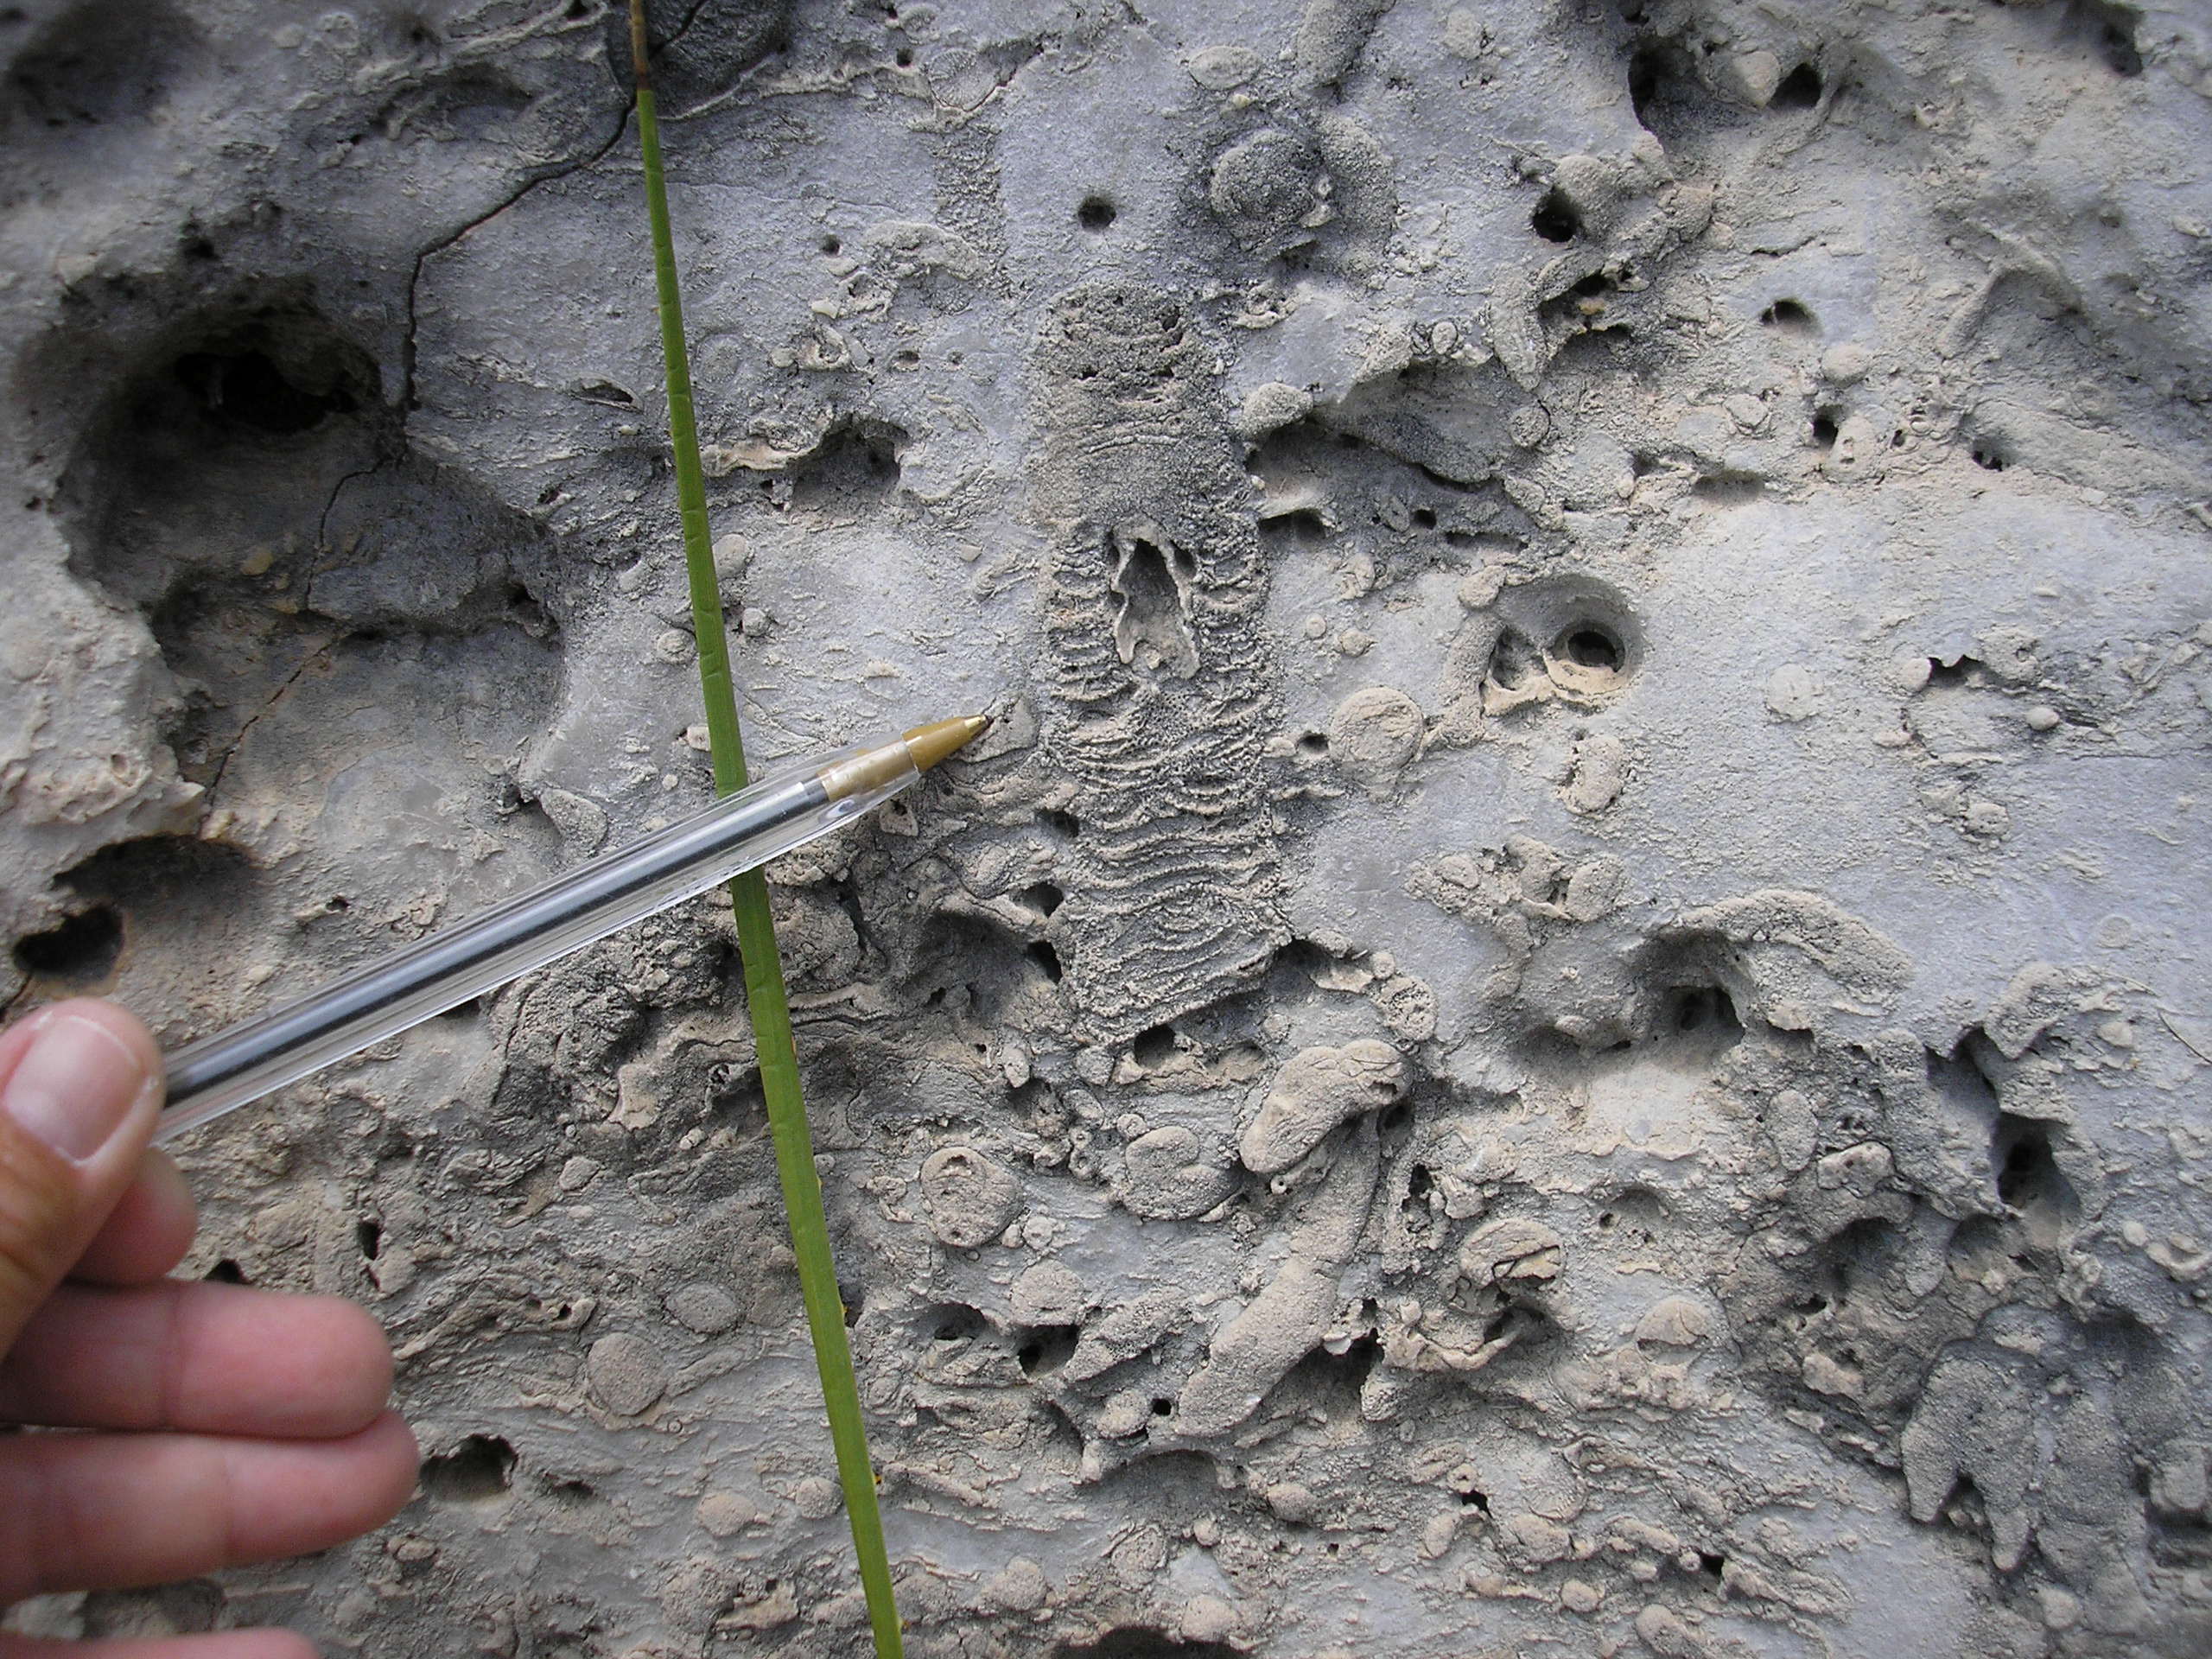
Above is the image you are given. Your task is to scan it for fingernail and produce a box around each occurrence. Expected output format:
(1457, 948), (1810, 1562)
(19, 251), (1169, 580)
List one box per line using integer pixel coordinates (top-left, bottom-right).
(3, 1012), (150, 1164)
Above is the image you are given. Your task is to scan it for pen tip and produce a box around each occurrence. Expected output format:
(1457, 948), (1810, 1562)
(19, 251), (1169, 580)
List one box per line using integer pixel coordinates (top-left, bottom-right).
(903, 713), (992, 773)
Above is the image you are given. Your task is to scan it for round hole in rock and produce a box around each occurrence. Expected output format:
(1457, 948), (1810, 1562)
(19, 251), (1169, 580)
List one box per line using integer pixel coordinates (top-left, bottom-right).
(1077, 196), (1116, 231)
(1529, 188), (1580, 242)
(1758, 298), (1817, 335)
(1771, 62), (1821, 109)
(172, 348), (357, 435)
(1132, 1023), (1177, 1068)
(421, 1434), (518, 1503)
(1557, 624), (1624, 673)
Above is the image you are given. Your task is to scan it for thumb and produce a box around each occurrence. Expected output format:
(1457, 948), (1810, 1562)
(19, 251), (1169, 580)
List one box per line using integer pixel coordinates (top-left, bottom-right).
(0, 999), (164, 1356)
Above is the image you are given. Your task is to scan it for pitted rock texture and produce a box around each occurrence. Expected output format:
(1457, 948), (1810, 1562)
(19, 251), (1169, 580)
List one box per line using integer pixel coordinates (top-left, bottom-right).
(3, 2), (2212, 1656)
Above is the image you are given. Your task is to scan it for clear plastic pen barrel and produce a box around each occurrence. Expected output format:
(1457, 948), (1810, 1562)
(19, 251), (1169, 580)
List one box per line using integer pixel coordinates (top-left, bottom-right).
(154, 745), (913, 1144)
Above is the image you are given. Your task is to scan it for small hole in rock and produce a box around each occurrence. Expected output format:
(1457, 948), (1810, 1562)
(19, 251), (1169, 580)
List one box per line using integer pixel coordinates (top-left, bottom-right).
(2098, 22), (2143, 77)
(1297, 732), (1329, 756)
(1758, 299), (1817, 335)
(1027, 940), (1065, 983)
(356, 1220), (383, 1261)
(1037, 808), (1080, 839)
(173, 349), (357, 435)
(1020, 881), (1065, 917)
(1970, 443), (2006, 472)
(421, 1434), (518, 1503)
(1559, 626), (1624, 672)
(1530, 189), (1580, 242)
(1150, 1396), (1173, 1416)
(12, 904), (123, 983)
(1811, 410), (1840, 448)
(1488, 626), (1541, 689)
(1016, 1325), (1078, 1376)
(1410, 506), (1437, 530)
(206, 1259), (248, 1284)
(894, 46), (914, 67)
(1132, 1023), (1177, 1068)
(930, 1303), (986, 1344)
(1662, 984), (1742, 1046)
(1771, 62), (1821, 108)
(1259, 506), (1328, 547)
(1077, 196), (1116, 232)
(819, 234), (842, 255)
(787, 415), (905, 511)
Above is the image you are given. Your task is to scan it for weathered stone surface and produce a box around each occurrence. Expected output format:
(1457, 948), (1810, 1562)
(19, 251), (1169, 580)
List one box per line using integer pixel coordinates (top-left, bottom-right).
(5, 2), (2210, 1654)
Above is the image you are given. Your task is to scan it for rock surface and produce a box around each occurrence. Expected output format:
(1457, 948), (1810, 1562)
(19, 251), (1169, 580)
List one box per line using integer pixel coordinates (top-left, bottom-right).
(3, 1), (2212, 1655)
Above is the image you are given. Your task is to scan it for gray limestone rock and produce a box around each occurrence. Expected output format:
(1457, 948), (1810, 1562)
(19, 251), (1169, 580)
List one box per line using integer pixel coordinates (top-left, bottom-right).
(4, 0), (2212, 1655)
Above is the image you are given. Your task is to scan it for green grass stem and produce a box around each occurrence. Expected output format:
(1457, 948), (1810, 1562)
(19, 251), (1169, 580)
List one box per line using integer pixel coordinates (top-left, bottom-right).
(627, 7), (903, 1653)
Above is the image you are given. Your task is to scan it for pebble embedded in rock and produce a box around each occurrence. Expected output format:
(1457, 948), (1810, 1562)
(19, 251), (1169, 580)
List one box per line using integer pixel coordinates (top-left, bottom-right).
(793, 1474), (842, 1519)
(919, 1145), (1023, 1248)
(1634, 1296), (1713, 1347)
(664, 1282), (741, 1336)
(1459, 1217), (1563, 1287)
(587, 1332), (668, 1417)
(1326, 686), (1426, 799)
(1561, 733), (1629, 815)
(1765, 664), (1822, 721)
(1122, 1123), (1240, 1219)
(1011, 1260), (1089, 1325)
(1241, 1040), (1405, 1173)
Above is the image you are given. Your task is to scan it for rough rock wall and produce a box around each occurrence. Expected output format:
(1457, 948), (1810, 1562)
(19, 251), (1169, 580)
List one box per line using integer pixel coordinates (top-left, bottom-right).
(4, 0), (2212, 1655)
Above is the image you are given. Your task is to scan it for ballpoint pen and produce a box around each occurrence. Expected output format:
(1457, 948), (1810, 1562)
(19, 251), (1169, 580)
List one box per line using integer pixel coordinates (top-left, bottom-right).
(150, 713), (990, 1145)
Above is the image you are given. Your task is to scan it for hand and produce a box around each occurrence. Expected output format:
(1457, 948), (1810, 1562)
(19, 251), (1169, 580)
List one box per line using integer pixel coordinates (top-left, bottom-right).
(0, 1000), (419, 1657)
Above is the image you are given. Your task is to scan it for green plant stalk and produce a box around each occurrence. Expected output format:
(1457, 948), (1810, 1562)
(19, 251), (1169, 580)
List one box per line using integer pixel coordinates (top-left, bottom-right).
(627, 9), (903, 1655)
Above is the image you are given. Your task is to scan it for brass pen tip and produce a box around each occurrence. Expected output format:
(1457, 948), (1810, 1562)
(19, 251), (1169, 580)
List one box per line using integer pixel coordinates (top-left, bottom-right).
(902, 713), (992, 773)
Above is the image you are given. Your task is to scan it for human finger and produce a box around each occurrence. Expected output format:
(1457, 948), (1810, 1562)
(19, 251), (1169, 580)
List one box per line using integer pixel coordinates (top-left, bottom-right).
(0, 1280), (392, 1438)
(0, 1630), (318, 1659)
(71, 1147), (196, 1286)
(0, 1001), (164, 1355)
(0, 1409), (418, 1602)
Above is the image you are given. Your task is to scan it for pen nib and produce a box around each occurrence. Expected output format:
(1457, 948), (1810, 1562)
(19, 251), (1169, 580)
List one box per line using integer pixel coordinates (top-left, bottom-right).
(903, 714), (992, 772)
